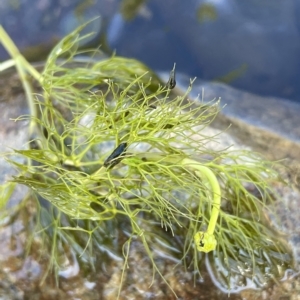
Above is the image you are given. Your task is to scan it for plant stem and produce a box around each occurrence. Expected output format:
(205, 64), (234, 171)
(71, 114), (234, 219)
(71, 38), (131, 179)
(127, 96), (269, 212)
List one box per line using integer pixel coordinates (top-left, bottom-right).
(182, 158), (220, 253)
(0, 26), (42, 133)
(132, 153), (221, 252)
(0, 26), (41, 82)
(182, 158), (221, 236)
(0, 59), (15, 72)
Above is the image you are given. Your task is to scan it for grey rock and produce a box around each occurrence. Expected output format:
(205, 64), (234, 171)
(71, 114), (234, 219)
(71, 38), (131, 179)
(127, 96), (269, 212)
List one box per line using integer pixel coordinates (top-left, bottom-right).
(159, 71), (300, 161)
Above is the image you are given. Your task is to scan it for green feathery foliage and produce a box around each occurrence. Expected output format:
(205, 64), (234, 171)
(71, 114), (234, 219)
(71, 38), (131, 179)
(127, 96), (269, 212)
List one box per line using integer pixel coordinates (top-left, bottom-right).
(0, 22), (294, 297)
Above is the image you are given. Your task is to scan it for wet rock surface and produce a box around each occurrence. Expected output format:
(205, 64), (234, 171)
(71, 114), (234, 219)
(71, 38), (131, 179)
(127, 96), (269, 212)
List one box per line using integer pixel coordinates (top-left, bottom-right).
(170, 72), (300, 162)
(0, 69), (300, 299)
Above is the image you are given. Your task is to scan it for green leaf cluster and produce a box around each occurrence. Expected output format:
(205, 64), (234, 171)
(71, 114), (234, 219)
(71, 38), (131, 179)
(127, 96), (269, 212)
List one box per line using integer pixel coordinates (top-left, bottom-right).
(0, 23), (294, 296)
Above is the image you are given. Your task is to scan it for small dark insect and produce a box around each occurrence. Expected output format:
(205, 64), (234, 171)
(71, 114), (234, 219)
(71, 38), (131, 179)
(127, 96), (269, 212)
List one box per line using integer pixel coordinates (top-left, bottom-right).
(166, 63), (176, 89)
(103, 142), (128, 169)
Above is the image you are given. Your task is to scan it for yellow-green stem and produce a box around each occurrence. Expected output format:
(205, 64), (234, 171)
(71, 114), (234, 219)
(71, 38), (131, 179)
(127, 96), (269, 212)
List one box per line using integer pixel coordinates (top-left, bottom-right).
(131, 154), (221, 252)
(182, 158), (221, 234)
(182, 158), (220, 253)
(0, 26), (42, 82)
(0, 26), (42, 133)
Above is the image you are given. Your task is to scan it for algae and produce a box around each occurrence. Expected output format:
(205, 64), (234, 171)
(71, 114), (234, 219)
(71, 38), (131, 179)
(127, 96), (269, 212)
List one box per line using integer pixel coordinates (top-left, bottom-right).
(0, 22), (295, 297)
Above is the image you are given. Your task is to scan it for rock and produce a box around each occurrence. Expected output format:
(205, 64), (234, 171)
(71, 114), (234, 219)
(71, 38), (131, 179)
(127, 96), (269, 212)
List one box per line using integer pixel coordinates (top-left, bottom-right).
(168, 72), (300, 161)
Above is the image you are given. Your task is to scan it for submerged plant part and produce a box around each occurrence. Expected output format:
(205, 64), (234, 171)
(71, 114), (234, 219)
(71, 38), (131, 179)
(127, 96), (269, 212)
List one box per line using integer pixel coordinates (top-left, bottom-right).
(0, 23), (295, 296)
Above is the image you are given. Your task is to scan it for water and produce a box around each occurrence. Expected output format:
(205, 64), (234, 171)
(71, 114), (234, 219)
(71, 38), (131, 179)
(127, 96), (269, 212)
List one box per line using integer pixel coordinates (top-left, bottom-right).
(1, 0), (300, 103)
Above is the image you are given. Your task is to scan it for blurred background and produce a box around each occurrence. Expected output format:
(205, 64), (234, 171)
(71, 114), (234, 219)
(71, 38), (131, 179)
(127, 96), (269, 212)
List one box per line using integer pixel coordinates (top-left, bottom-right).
(1, 0), (300, 103)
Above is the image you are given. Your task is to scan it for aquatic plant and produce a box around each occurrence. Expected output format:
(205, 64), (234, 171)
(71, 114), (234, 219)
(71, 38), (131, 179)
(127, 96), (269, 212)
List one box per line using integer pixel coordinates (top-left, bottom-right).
(0, 23), (294, 297)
